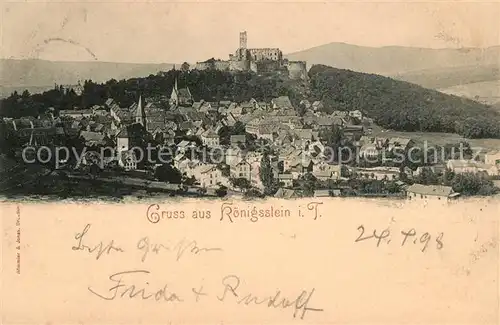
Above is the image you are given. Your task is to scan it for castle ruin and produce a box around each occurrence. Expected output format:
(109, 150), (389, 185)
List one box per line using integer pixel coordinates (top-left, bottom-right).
(195, 31), (308, 80)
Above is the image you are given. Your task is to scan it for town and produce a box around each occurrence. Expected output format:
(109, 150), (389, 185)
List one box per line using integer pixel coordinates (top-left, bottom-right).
(1, 32), (499, 202)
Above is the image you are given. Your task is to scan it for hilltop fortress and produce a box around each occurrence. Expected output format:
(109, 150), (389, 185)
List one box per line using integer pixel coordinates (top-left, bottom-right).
(195, 31), (308, 80)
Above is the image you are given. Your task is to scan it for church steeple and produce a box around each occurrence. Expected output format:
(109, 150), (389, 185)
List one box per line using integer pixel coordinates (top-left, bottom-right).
(170, 77), (179, 107)
(135, 95), (146, 126)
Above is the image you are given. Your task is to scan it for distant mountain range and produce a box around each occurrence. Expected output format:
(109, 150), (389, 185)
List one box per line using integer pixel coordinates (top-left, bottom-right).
(285, 42), (500, 75)
(2, 42), (500, 102)
(0, 59), (175, 97)
(285, 43), (500, 104)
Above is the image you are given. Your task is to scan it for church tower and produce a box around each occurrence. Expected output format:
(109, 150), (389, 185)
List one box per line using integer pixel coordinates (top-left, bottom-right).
(135, 95), (146, 126)
(170, 77), (179, 106)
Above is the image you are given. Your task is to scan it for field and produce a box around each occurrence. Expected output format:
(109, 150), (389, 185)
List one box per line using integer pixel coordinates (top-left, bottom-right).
(438, 80), (500, 105)
(372, 130), (500, 151)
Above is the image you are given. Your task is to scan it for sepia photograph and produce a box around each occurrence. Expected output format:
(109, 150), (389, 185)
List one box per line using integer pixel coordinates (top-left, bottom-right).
(0, 2), (499, 324)
(1, 1), (500, 202)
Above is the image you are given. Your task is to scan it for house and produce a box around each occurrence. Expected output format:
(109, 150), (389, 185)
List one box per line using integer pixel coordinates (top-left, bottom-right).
(239, 101), (255, 114)
(277, 173), (293, 188)
(343, 125), (364, 141)
(227, 103), (243, 118)
(173, 153), (188, 169)
(313, 189), (331, 197)
(388, 137), (414, 152)
(300, 100), (311, 109)
(447, 159), (499, 176)
(414, 165), (447, 176)
(349, 110), (363, 120)
(311, 101), (323, 112)
(116, 124), (144, 153)
(225, 147), (243, 165)
(179, 121), (197, 135)
(80, 131), (107, 147)
(274, 188), (299, 199)
(280, 148), (304, 172)
(359, 144), (379, 159)
(201, 129), (220, 147)
(176, 140), (196, 155)
(275, 130), (294, 147)
(312, 171), (335, 181)
(257, 124), (275, 141)
(230, 134), (246, 147)
(59, 109), (94, 119)
(219, 100), (232, 107)
(119, 150), (138, 171)
(313, 162), (342, 179)
(230, 158), (252, 181)
(224, 113), (237, 127)
(484, 150), (500, 166)
(331, 111), (348, 118)
(199, 102), (212, 113)
(289, 157), (314, 174)
(406, 184), (459, 202)
(271, 96), (293, 110)
(306, 140), (325, 157)
(191, 164), (222, 188)
(353, 167), (400, 180)
(293, 128), (319, 143)
(178, 158), (202, 175)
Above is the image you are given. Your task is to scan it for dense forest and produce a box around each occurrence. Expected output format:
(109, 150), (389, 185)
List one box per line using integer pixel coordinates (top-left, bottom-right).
(1, 64), (499, 139)
(0, 69), (302, 118)
(308, 65), (500, 138)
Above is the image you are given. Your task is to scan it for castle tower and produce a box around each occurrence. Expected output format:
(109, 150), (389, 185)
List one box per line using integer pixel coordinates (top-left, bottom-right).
(239, 31), (247, 49)
(135, 95), (146, 126)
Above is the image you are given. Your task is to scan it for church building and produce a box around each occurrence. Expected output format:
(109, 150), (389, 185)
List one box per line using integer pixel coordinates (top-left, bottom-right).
(169, 78), (194, 107)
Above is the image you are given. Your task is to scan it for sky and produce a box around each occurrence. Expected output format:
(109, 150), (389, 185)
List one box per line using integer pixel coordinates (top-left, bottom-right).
(1, 0), (499, 64)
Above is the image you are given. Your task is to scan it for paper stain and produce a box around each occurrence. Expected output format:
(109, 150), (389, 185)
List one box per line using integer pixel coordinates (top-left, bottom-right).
(459, 237), (498, 276)
(41, 38), (98, 60)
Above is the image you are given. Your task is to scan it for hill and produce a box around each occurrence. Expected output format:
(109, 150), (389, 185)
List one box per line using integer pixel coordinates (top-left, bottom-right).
(437, 80), (500, 105)
(391, 64), (500, 89)
(0, 59), (176, 97)
(285, 42), (500, 76)
(308, 65), (500, 139)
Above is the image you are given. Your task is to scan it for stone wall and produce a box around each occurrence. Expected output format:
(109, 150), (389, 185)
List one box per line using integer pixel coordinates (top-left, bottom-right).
(229, 59), (250, 71)
(287, 61), (308, 80)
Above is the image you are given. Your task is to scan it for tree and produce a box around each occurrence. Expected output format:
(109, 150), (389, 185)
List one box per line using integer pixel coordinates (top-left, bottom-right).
(451, 172), (496, 196)
(215, 184), (228, 197)
(154, 164), (182, 183)
(233, 121), (246, 135)
(259, 153), (276, 194)
(298, 173), (317, 197)
(180, 62), (190, 72)
(441, 168), (455, 186)
(244, 188), (264, 198)
(415, 167), (439, 185)
(231, 177), (251, 192)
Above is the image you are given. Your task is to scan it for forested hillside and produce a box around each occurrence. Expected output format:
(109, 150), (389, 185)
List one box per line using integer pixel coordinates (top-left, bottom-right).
(2, 65), (499, 139)
(308, 65), (500, 138)
(0, 69), (303, 118)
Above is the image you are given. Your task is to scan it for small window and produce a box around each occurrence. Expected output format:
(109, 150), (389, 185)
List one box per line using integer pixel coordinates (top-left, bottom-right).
(420, 194), (423, 199)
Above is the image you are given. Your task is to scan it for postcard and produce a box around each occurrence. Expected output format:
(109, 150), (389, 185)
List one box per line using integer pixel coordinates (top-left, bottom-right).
(1, 0), (499, 324)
